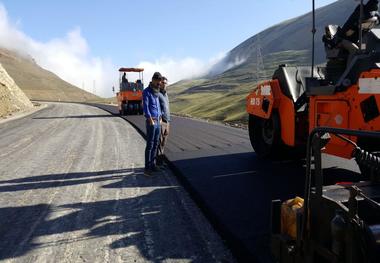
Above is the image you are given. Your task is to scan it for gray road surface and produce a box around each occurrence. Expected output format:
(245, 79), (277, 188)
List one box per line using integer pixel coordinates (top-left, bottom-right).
(0, 103), (234, 263)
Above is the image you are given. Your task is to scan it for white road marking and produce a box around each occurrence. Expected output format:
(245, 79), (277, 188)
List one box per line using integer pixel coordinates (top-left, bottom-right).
(213, 170), (256, 179)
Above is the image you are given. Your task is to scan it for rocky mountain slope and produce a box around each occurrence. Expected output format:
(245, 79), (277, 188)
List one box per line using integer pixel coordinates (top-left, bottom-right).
(0, 63), (33, 118)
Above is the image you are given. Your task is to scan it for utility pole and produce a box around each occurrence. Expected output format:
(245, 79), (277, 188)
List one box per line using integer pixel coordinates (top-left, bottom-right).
(255, 33), (265, 82)
(311, 0), (316, 78)
(93, 80), (96, 95)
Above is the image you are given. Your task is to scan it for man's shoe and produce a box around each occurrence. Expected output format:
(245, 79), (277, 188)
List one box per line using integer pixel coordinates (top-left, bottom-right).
(151, 166), (161, 172)
(144, 169), (152, 176)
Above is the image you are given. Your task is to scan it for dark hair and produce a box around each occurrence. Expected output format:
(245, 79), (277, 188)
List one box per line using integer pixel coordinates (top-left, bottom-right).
(152, 72), (162, 80)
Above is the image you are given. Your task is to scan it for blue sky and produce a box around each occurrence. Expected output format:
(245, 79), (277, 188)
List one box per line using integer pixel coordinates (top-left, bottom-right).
(0, 0), (336, 97)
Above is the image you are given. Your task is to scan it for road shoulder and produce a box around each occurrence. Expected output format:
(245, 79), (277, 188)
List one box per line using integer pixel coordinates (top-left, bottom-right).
(0, 102), (48, 125)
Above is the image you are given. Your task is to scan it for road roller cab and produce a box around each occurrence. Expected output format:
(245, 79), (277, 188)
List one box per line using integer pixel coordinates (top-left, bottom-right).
(246, 65), (325, 158)
(117, 67), (144, 115)
(246, 0), (380, 162)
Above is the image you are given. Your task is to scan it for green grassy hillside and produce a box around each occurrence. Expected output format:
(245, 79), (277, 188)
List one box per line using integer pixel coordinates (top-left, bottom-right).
(170, 0), (358, 124)
(170, 50), (309, 123)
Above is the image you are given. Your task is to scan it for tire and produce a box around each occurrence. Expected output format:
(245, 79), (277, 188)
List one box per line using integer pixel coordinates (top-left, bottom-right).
(121, 103), (128, 116)
(133, 103), (139, 115)
(249, 112), (291, 159)
(128, 103), (133, 114)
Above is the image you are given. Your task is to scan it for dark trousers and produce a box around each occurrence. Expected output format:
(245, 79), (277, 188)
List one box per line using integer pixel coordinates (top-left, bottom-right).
(145, 121), (160, 170)
(157, 122), (169, 165)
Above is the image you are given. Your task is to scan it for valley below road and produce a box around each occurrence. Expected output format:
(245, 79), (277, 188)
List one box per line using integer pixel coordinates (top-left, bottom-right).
(0, 102), (233, 263)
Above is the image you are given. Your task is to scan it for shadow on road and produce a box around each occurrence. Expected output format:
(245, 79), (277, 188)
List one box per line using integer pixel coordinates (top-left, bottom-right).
(0, 169), (138, 192)
(0, 204), (51, 260)
(33, 114), (117, 120)
(0, 169), (216, 261)
(0, 169), (133, 185)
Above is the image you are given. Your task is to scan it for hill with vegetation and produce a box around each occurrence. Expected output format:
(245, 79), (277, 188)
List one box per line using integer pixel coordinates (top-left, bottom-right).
(0, 48), (99, 102)
(170, 0), (356, 124)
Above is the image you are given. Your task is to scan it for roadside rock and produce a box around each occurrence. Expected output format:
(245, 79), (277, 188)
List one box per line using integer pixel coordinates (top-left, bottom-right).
(0, 63), (33, 118)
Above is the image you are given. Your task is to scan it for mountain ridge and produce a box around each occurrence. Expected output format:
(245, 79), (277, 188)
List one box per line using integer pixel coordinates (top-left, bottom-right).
(170, 0), (360, 123)
(211, 0), (356, 77)
(0, 48), (99, 102)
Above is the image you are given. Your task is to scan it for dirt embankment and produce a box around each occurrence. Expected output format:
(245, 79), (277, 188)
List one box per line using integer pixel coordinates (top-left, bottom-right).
(0, 63), (33, 118)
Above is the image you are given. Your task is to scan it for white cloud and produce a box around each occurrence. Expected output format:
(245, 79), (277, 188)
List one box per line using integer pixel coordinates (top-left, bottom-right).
(208, 54), (248, 76)
(137, 52), (226, 85)
(0, 4), (116, 98)
(0, 3), (227, 97)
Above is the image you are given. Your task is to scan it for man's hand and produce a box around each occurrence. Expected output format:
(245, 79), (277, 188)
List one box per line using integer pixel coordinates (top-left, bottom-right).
(149, 118), (155, 126)
(164, 124), (170, 136)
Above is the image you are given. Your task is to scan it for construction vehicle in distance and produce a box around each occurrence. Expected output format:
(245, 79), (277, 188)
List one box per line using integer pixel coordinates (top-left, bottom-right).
(117, 68), (144, 115)
(244, 0), (380, 261)
(246, 0), (380, 166)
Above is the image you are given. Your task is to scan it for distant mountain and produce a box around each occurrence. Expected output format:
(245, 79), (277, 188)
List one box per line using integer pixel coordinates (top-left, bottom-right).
(170, 0), (359, 123)
(0, 48), (99, 102)
(210, 0), (356, 77)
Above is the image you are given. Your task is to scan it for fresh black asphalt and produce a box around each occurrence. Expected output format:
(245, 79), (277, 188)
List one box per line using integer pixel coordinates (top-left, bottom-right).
(93, 103), (361, 263)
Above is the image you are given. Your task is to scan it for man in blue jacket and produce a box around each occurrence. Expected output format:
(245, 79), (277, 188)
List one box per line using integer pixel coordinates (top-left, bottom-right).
(143, 72), (162, 176)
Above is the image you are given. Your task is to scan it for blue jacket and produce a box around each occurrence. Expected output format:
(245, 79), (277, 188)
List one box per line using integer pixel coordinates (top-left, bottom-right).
(158, 91), (170, 122)
(143, 86), (161, 119)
